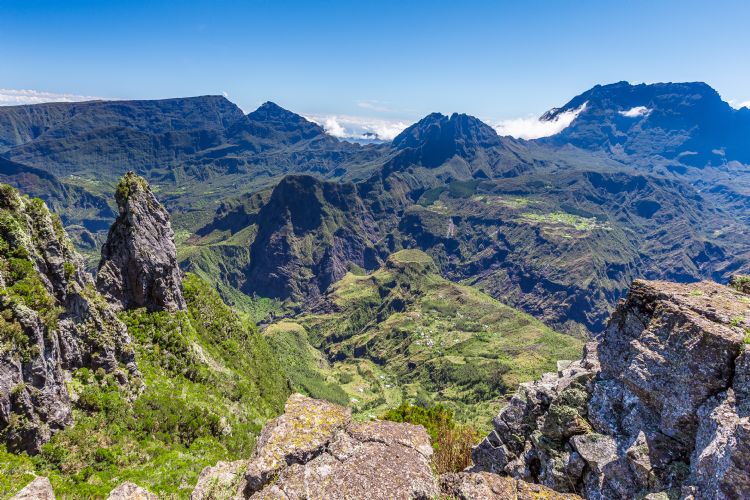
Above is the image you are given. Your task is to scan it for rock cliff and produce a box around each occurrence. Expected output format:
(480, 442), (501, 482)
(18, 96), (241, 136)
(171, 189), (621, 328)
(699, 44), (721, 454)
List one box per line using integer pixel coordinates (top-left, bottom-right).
(472, 279), (750, 499)
(0, 184), (138, 453)
(97, 172), (186, 312)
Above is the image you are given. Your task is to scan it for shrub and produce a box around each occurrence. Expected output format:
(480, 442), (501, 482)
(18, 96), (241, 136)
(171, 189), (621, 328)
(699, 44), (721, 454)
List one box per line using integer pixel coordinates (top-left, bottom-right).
(381, 403), (480, 473)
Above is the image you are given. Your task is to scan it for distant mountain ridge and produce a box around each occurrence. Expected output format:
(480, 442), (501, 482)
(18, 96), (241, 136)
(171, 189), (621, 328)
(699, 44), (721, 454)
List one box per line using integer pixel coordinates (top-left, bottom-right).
(2, 81), (750, 335)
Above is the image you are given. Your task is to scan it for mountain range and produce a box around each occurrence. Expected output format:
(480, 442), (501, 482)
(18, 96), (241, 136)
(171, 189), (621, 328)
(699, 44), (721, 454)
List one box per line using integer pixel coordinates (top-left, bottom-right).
(1, 81), (749, 336)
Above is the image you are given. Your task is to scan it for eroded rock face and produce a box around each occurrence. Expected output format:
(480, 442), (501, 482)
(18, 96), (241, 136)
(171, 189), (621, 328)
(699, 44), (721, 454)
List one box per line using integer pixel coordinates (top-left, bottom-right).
(0, 185), (139, 454)
(97, 172), (186, 312)
(472, 279), (750, 499)
(195, 394), (438, 499)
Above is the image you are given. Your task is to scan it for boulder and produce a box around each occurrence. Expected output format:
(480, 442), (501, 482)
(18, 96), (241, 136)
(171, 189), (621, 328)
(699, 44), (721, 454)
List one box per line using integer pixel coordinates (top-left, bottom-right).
(439, 471), (581, 499)
(195, 393), (439, 499)
(107, 482), (158, 499)
(11, 476), (55, 499)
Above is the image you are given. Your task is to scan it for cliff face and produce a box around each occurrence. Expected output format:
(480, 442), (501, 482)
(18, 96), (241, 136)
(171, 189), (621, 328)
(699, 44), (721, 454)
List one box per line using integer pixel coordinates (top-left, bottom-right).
(97, 172), (186, 312)
(244, 175), (380, 305)
(0, 184), (138, 453)
(472, 279), (750, 499)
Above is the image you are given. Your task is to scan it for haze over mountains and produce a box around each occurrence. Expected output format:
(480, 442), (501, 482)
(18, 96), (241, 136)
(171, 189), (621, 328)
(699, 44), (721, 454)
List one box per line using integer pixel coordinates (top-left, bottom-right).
(1, 81), (749, 336)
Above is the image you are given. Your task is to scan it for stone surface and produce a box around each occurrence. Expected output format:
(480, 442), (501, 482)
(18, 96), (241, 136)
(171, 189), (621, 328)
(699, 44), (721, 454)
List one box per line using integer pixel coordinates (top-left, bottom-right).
(440, 471), (581, 499)
(0, 184), (139, 453)
(107, 481), (158, 499)
(192, 460), (248, 500)
(472, 279), (750, 499)
(97, 172), (186, 312)
(11, 476), (55, 499)
(196, 393), (439, 499)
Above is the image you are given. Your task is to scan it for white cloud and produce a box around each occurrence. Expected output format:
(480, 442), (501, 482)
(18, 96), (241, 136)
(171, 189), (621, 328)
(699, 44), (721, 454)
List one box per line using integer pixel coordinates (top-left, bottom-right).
(493, 102), (587, 140)
(618, 106), (651, 118)
(0, 88), (106, 106)
(306, 114), (409, 141)
(729, 99), (750, 109)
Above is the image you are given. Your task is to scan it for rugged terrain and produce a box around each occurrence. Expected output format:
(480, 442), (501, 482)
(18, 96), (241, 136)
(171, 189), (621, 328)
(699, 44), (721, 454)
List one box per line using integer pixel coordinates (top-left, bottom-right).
(2, 82), (750, 335)
(265, 249), (583, 424)
(472, 278), (750, 498)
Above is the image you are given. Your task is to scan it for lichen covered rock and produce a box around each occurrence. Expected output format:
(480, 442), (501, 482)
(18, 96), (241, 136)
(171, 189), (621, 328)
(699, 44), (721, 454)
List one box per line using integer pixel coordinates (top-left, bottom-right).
(195, 393), (439, 499)
(0, 184), (139, 453)
(472, 279), (750, 499)
(97, 172), (186, 312)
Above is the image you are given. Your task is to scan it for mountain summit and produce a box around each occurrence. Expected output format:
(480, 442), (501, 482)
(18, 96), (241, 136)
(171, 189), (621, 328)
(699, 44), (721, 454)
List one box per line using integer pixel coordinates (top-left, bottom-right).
(392, 112), (503, 167)
(543, 81), (750, 166)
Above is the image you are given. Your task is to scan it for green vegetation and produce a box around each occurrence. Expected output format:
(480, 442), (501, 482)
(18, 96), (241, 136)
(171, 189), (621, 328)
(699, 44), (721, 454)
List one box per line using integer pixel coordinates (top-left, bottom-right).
(519, 211), (612, 232)
(265, 250), (583, 426)
(4, 274), (289, 498)
(417, 187), (446, 206)
(382, 403), (480, 473)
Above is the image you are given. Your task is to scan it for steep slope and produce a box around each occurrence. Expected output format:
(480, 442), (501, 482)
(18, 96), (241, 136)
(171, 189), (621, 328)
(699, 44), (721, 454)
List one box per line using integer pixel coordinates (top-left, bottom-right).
(265, 250), (583, 423)
(473, 278), (750, 498)
(242, 175), (381, 305)
(0, 184), (139, 454)
(1, 174), (290, 498)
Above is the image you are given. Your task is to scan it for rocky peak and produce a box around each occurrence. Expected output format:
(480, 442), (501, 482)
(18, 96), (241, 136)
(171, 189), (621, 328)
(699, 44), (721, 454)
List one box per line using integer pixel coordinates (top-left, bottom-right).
(541, 81), (750, 165)
(229, 102), (329, 148)
(472, 279), (750, 498)
(97, 172), (186, 312)
(392, 112), (502, 167)
(0, 184), (139, 453)
(244, 174), (379, 303)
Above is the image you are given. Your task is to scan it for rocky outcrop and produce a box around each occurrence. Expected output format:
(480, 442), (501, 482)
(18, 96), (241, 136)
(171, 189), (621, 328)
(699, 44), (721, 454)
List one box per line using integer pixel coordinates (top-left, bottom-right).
(11, 476), (55, 499)
(472, 279), (750, 499)
(440, 471), (580, 499)
(97, 172), (186, 312)
(194, 393), (438, 499)
(0, 184), (139, 453)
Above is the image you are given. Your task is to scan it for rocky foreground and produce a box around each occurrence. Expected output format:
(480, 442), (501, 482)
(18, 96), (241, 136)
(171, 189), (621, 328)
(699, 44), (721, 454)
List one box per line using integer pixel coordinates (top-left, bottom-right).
(473, 279), (750, 499)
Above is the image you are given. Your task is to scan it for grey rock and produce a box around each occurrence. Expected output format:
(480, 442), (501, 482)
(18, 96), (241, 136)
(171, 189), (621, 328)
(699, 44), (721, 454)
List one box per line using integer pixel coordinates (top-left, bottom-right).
(472, 279), (750, 499)
(107, 482), (158, 499)
(192, 460), (248, 500)
(11, 476), (55, 499)
(196, 393), (439, 499)
(97, 172), (186, 312)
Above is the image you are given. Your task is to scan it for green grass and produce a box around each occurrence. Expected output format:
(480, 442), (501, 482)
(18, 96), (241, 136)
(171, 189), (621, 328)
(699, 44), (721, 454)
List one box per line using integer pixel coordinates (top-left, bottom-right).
(266, 250), (583, 427)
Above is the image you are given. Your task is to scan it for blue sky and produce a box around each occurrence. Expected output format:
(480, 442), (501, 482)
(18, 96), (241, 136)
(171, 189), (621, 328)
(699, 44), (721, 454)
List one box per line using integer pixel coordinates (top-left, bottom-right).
(2, 0), (749, 138)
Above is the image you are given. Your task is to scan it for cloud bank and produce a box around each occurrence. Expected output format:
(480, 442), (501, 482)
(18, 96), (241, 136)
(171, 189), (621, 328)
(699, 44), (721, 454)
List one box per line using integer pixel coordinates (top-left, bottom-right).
(306, 114), (409, 142)
(0, 88), (106, 106)
(729, 99), (750, 110)
(493, 103), (587, 140)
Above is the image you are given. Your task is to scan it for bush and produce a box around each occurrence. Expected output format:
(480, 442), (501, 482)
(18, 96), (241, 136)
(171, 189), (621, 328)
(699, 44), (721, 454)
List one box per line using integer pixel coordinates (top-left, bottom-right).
(381, 403), (480, 473)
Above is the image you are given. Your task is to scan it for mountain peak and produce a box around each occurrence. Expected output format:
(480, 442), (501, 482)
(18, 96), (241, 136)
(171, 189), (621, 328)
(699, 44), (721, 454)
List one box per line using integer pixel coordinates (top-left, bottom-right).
(97, 172), (186, 312)
(390, 111), (502, 167)
(540, 80), (750, 164)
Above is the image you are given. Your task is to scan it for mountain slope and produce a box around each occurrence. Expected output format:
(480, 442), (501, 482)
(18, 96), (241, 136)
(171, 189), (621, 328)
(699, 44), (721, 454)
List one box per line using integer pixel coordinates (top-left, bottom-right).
(265, 250), (583, 424)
